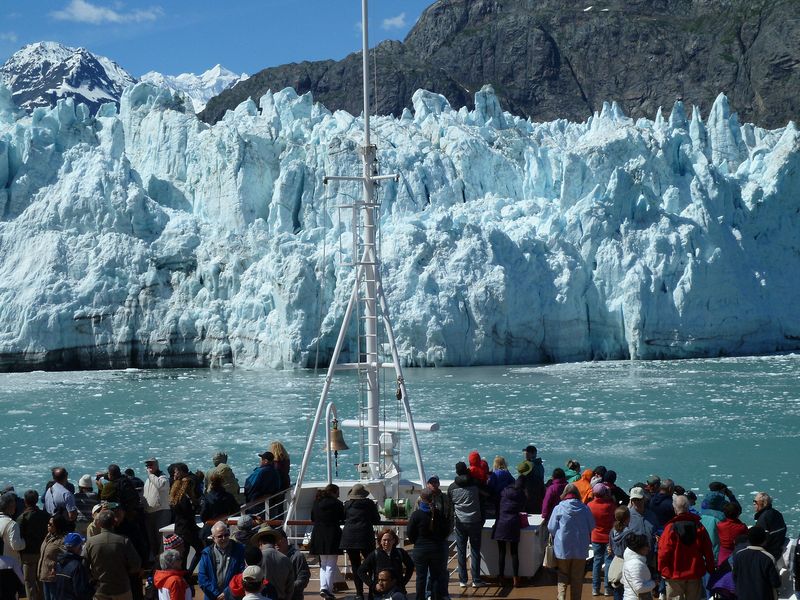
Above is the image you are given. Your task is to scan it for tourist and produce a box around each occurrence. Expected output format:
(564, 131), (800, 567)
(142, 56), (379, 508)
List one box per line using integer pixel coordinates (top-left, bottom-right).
(520, 445), (545, 513)
(752, 492), (788, 560)
(373, 569), (406, 600)
(73, 475), (98, 535)
(358, 528), (414, 600)
(142, 458), (171, 562)
(603, 472), (629, 506)
(17, 490), (49, 600)
(609, 506), (631, 600)
(0, 492), (25, 564)
(233, 514), (258, 545)
(699, 490), (726, 562)
(124, 469), (145, 494)
(708, 482), (740, 512)
(274, 526), (310, 600)
(252, 525), (294, 600)
(541, 468), (568, 524)
(732, 526), (781, 599)
(200, 473), (241, 542)
(308, 484), (344, 600)
(657, 495), (714, 600)
(225, 545), (269, 599)
(448, 461), (486, 588)
(407, 489), (449, 600)
(548, 483), (594, 600)
(205, 452), (242, 500)
(98, 465), (141, 516)
(621, 533), (656, 600)
(53, 532), (93, 600)
(43, 467), (77, 525)
(492, 476), (525, 586)
(420, 476), (452, 598)
(627, 488), (656, 541)
(649, 479), (676, 531)
(38, 513), (69, 600)
(716, 502), (748, 564)
(487, 456), (514, 517)
(241, 565), (271, 600)
(83, 508), (141, 599)
(588, 483), (616, 596)
(468, 451), (489, 484)
(153, 549), (191, 600)
(574, 469), (594, 504)
(340, 484), (381, 600)
(591, 466), (608, 489)
(644, 476), (661, 501)
(244, 452), (281, 515)
(685, 490), (700, 516)
(86, 504), (103, 537)
(169, 463), (204, 574)
(565, 460), (581, 483)
(198, 521), (246, 600)
(269, 441), (291, 518)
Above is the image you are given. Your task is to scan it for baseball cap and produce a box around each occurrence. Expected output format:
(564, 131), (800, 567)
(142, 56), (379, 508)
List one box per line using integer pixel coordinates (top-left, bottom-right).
(258, 451), (274, 461)
(629, 487), (645, 499)
(427, 475), (440, 485)
(646, 475), (661, 486)
(64, 533), (86, 548)
(523, 444), (537, 453)
(242, 565), (263, 582)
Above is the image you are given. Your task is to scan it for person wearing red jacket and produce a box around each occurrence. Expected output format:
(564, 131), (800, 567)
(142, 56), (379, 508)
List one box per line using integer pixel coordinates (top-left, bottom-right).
(657, 495), (715, 600)
(588, 483), (616, 596)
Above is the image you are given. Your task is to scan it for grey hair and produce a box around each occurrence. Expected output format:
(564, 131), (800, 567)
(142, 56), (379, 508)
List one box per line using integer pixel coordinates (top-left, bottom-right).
(672, 494), (689, 514)
(561, 483), (578, 500)
(160, 549), (182, 569)
(211, 520), (229, 534)
(756, 492), (772, 506)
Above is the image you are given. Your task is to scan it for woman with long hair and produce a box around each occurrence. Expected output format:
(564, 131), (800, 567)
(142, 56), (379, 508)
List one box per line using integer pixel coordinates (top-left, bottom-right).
(269, 440), (291, 518)
(308, 484), (344, 600)
(492, 476), (526, 586)
(609, 505), (631, 600)
(357, 528), (414, 600)
(169, 464), (204, 574)
(38, 514), (69, 600)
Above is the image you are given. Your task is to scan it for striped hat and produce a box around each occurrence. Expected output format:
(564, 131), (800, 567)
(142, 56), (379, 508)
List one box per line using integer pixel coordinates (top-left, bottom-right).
(163, 534), (183, 550)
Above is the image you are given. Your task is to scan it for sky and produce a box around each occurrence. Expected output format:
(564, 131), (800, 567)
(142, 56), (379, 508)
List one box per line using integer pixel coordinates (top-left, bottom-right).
(0, 0), (436, 77)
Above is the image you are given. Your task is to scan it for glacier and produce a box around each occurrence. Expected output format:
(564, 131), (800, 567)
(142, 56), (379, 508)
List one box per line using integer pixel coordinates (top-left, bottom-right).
(0, 80), (799, 371)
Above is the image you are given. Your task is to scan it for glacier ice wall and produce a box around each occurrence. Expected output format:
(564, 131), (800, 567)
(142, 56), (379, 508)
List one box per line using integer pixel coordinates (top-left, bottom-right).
(0, 81), (799, 370)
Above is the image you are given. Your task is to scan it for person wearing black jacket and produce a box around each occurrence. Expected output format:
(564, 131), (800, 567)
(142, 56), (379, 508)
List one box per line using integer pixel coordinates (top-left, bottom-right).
(357, 528), (414, 600)
(340, 485), (381, 600)
(753, 492), (788, 560)
(732, 526), (781, 600)
(308, 485), (345, 600)
(408, 490), (450, 600)
(199, 473), (240, 542)
(54, 533), (94, 600)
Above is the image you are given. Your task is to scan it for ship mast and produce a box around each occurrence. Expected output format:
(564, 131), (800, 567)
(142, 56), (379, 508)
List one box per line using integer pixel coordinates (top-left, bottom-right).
(285, 0), (426, 523)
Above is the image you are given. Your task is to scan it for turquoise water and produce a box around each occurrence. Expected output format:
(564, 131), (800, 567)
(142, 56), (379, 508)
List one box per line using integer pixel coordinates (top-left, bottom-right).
(1, 355), (798, 531)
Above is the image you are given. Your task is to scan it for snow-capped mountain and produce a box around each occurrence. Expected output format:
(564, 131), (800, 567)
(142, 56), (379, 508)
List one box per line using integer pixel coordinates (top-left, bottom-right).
(140, 65), (248, 113)
(0, 41), (136, 114)
(0, 81), (799, 370)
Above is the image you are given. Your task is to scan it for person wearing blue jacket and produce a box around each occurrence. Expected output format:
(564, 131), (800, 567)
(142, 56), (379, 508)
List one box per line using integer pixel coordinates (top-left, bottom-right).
(548, 483), (595, 600)
(198, 521), (246, 600)
(244, 452), (282, 515)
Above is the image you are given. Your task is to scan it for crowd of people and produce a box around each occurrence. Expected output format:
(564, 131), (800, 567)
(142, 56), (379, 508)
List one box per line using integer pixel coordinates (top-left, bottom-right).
(0, 441), (798, 600)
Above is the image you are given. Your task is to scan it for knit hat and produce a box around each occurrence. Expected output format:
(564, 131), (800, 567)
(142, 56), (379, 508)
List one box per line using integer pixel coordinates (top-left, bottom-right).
(163, 534), (183, 550)
(592, 483), (609, 498)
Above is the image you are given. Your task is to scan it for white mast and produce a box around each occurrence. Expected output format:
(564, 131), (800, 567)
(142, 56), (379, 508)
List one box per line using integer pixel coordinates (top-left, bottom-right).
(285, 0), (427, 524)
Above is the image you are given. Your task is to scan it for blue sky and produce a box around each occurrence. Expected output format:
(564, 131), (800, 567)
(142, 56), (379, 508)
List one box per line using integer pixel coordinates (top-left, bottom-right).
(0, 0), (435, 77)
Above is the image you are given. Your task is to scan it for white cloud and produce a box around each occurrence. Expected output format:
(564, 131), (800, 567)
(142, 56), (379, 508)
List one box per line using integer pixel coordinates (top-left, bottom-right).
(382, 12), (407, 30)
(0, 32), (18, 43)
(50, 0), (163, 25)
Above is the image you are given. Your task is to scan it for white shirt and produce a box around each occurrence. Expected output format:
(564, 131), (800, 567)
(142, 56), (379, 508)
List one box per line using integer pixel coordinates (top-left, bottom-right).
(0, 513), (25, 563)
(143, 472), (170, 513)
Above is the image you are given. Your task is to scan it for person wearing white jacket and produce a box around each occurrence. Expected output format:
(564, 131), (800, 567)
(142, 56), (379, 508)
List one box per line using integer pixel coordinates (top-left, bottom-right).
(143, 458), (172, 563)
(621, 534), (656, 600)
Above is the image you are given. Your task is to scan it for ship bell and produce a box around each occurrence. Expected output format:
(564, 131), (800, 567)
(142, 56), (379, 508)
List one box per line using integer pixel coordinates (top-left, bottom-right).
(329, 419), (349, 452)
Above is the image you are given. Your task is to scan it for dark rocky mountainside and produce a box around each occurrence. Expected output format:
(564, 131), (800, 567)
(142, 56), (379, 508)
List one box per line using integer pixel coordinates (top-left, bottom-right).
(201, 0), (800, 128)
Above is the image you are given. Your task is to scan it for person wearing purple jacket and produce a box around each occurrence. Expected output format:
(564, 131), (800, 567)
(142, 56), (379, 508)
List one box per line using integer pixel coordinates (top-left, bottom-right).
(491, 477), (525, 587)
(541, 468), (568, 525)
(548, 483), (595, 600)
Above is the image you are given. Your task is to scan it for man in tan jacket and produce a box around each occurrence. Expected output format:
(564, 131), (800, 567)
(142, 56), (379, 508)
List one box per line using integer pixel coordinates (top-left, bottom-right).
(84, 510), (141, 600)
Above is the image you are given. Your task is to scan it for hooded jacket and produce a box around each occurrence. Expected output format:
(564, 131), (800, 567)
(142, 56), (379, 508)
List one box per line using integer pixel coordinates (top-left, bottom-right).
(621, 546), (656, 600)
(54, 551), (93, 600)
(547, 497), (595, 559)
(574, 470), (594, 504)
(154, 568), (192, 600)
(657, 512), (714, 580)
(541, 477), (567, 524)
(588, 497), (616, 544)
(468, 452), (489, 483)
(649, 493), (675, 530)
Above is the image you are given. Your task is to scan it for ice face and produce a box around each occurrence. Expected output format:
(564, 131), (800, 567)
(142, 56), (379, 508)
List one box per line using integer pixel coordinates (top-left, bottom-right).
(0, 81), (798, 370)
